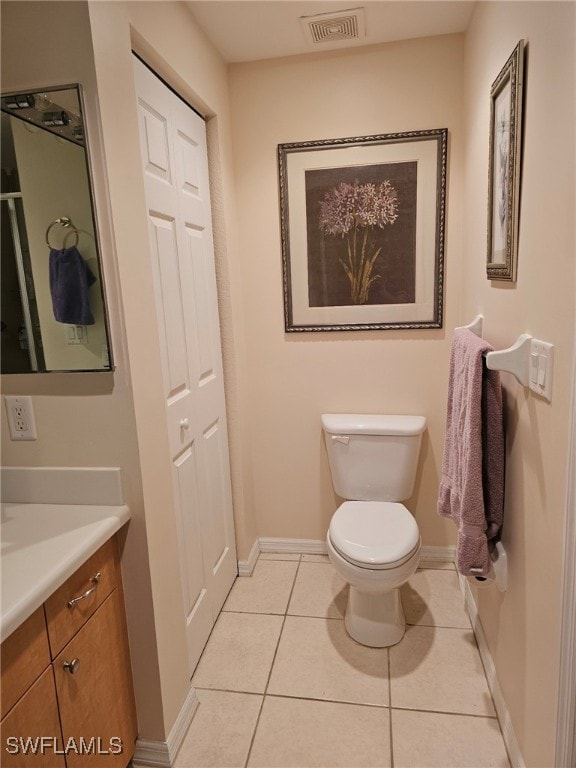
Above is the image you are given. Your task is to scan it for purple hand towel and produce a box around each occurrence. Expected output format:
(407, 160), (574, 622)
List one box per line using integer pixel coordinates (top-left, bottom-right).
(438, 328), (505, 576)
(49, 246), (96, 325)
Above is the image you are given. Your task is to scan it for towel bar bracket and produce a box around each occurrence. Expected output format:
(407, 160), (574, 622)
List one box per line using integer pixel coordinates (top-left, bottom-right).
(485, 333), (532, 387)
(458, 315), (554, 400)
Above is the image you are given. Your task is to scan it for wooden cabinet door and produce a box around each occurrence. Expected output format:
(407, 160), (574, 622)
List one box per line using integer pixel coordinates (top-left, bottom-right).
(1, 607), (51, 719)
(53, 591), (137, 768)
(0, 666), (65, 767)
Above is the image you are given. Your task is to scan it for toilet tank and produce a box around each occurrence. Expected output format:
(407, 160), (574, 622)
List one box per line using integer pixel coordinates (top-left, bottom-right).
(321, 414), (427, 502)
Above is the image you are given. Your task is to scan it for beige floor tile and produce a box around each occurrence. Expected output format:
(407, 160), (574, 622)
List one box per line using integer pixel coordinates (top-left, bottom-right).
(417, 559), (456, 570)
(402, 569), (470, 628)
(288, 561), (348, 618)
(248, 696), (391, 768)
(268, 616), (389, 706)
(392, 709), (510, 767)
(301, 553), (330, 562)
(174, 690), (262, 768)
(192, 612), (284, 693)
(223, 560), (298, 614)
(390, 625), (495, 716)
(258, 552), (301, 561)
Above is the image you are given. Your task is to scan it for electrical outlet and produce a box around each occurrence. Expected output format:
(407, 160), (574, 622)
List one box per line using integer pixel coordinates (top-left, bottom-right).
(5, 396), (37, 440)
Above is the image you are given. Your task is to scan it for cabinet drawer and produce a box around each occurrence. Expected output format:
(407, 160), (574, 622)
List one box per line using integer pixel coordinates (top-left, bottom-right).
(44, 538), (117, 657)
(0, 666), (65, 767)
(1, 608), (51, 720)
(54, 591), (137, 767)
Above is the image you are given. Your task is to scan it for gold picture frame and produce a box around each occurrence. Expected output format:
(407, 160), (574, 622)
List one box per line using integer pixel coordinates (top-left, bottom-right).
(487, 40), (525, 281)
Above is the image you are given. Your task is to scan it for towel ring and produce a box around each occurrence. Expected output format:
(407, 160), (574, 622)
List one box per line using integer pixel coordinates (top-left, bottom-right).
(45, 217), (79, 249)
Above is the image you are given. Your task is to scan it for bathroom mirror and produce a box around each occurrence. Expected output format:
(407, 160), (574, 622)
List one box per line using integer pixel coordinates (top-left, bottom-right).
(1, 84), (113, 373)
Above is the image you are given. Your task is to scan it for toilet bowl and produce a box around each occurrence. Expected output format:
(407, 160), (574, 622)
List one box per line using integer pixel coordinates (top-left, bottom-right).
(327, 500), (421, 647)
(321, 413), (427, 648)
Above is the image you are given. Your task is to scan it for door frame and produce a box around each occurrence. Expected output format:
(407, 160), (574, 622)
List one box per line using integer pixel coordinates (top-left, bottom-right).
(556, 336), (576, 768)
(133, 53), (238, 677)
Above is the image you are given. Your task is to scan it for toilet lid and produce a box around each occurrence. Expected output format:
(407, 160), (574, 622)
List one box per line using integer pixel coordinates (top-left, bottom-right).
(329, 501), (420, 568)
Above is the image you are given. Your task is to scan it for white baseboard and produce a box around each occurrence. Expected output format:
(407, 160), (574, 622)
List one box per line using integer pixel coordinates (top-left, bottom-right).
(259, 537), (328, 555)
(238, 539), (260, 576)
(460, 575), (524, 768)
(420, 544), (456, 568)
(238, 539), (455, 575)
(238, 537), (328, 575)
(133, 686), (198, 767)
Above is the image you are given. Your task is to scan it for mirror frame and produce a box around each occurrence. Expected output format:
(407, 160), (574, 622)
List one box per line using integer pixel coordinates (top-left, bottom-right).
(1, 83), (114, 374)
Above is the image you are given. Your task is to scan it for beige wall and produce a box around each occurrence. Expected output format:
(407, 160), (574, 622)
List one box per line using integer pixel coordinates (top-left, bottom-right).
(0, 0), (255, 743)
(462, 3), (575, 765)
(0, 0), (171, 741)
(87, 0), (256, 738)
(3, 1), (575, 762)
(228, 34), (465, 549)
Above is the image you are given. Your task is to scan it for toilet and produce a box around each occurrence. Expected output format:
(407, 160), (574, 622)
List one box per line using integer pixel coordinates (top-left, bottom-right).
(322, 413), (427, 648)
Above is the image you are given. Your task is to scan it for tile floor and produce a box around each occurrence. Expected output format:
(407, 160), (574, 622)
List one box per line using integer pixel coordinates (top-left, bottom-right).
(173, 553), (511, 768)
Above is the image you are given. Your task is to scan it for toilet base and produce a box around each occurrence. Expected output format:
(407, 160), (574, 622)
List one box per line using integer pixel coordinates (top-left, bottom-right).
(344, 585), (406, 647)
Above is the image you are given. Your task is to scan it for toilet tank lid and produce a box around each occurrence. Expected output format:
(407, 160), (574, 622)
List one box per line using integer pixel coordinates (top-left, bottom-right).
(321, 414), (427, 436)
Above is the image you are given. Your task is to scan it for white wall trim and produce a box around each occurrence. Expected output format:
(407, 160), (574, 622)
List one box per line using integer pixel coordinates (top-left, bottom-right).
(556, 344), (576, 768)
(238, 538), (455, 572)
(133, 686), (199, 767)
(420, 544), (456, 567)
(238, 538), (260, 576)
(258, 537), (328, 555)
(460, 575), (525, 768)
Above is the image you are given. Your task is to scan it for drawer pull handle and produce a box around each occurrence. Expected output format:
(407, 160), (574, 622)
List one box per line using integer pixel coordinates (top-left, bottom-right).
(63, 658), (80, 674)
(67, 572), (101, 609)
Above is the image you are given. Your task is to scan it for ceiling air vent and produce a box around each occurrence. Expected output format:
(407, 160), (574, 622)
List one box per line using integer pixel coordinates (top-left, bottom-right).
(301, 8), (366, 46)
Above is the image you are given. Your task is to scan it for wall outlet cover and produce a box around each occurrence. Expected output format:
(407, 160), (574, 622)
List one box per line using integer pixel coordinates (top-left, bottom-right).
(5, 395), (37, 440)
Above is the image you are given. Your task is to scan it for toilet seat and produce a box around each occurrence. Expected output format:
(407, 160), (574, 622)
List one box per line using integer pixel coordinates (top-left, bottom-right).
(329, 501), (420, 570)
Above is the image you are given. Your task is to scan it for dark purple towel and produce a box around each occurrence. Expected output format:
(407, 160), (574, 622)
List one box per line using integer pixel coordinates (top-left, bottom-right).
(49, 246), (96, 325)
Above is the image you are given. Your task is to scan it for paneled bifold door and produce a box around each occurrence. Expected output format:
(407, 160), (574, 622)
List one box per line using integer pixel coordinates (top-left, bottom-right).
(133, 56), (237, 676)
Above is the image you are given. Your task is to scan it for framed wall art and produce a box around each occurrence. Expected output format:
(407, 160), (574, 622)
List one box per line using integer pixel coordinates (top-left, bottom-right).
(278, 129), (448, 332)
(487, 40), (525, 281)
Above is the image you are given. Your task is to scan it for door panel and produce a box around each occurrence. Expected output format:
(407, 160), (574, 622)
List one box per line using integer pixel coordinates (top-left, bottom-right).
(134, 56), (237, 676)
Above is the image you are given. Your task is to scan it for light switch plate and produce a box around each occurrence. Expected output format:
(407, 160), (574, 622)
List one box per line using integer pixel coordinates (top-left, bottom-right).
(529, 339), (554, 401)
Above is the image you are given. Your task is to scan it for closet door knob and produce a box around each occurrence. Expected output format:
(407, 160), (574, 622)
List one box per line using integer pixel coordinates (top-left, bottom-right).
(63, 658), (80, 675)
(180, 418), (190, 429)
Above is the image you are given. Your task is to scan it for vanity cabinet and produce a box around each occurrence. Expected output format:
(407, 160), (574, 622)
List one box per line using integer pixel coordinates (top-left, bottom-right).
(0, 536), (137, 767)
(1, 668), (65, 768)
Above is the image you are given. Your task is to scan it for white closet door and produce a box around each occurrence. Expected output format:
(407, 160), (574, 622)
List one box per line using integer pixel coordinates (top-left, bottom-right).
(133, 56), (237, 676)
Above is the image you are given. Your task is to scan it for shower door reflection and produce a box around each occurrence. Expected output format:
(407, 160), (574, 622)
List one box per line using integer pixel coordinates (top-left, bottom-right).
(0, 194), (44, 373)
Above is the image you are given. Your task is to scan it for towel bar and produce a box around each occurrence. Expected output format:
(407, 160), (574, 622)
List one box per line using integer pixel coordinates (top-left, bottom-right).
(458, 315), (533, 386)
(458, 315), (553, 399)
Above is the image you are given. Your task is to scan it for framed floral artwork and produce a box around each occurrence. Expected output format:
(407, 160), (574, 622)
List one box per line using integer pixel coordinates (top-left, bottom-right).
(278, 128), (447, 332)
(487, 40), (525, 281)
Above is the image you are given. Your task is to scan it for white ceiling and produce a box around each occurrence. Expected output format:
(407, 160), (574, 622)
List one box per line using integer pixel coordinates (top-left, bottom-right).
(186, 1), (476, 63)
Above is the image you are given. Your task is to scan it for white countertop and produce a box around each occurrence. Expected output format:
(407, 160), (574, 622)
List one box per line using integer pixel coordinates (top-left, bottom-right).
(1, 502), (131, 642)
